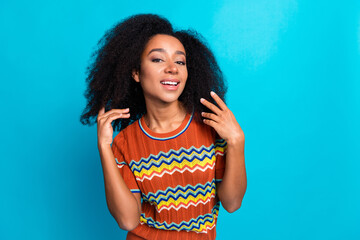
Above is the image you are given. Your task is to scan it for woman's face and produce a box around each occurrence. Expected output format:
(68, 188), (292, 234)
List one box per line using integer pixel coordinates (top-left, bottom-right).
(132, 34), (188, 106)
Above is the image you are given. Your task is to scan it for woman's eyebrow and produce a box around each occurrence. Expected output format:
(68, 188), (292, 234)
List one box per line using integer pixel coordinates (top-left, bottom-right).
(147, 48), (185, 56)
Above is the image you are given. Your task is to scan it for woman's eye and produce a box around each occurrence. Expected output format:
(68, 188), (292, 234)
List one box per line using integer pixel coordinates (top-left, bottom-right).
(176, 61), (186, 65)
(152, 58), (163, 62)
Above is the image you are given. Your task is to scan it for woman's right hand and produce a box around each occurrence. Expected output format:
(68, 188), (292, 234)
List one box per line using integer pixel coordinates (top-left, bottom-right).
(97, 106), (130, 147)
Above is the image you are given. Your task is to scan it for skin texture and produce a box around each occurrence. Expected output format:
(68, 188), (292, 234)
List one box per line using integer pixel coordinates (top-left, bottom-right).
(97, 34), (247, 231)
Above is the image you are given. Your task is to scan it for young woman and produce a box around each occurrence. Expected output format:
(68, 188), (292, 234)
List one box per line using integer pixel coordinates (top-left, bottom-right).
(80, 14), (247, 240)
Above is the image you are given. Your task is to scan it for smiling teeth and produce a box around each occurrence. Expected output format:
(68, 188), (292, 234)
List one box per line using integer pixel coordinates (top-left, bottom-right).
(161, 81), (178, 86)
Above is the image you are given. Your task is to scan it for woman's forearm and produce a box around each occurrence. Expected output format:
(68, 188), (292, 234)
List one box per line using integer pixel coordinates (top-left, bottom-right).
(98, 143), (141, 231)
(217, 139), (247, 213)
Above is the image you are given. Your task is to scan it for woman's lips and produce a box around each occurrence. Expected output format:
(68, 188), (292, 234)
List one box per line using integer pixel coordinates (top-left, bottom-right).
(160, 79), (180, 90)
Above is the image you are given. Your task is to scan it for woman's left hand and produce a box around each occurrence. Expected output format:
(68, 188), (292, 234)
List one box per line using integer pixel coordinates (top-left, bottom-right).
(200, 91), (245, 146)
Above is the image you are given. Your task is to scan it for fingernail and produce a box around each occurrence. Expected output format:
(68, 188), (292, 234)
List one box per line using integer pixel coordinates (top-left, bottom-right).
(210, 91), (215, 96)
(200, 98), (204, 102)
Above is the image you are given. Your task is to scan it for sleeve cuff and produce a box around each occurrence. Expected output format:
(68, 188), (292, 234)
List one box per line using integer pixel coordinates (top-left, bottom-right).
(130, 189), (141, 193)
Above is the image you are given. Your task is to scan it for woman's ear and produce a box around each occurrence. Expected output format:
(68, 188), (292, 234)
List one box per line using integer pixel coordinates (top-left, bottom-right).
(132, 69), (140, 83)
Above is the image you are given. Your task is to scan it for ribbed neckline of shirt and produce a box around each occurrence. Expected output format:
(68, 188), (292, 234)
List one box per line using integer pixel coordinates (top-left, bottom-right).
(138, 112), (193, 141)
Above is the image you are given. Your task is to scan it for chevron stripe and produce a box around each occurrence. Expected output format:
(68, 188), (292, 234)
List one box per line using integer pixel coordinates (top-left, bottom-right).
(143, 180), (216, 212)
(129, 145), (216, 170)
(115, 158), (126, 165)
(138, 162), (215, 182)
(155, 196), (215, 212)
(215, 138), (227, 146)
(144, 180), (215, 202)
(133, 154), (214, 177)
(214, 139), (227, 156)
(132, 157), (214, 180)
(140, 203), (220, 233)
(129, 145), (218, 181)
(115, 158), (127, 169)
(139, 216), (217, 234)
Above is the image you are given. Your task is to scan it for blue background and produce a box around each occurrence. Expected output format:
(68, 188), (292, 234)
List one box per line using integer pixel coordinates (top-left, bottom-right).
(1, 0), (359, 239)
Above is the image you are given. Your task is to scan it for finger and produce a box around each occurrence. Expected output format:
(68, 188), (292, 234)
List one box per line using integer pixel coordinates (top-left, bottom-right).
(201, 112), (220, 122)
(210, 91), (227, 110)
(99, 106), (105, 114)
(103, 113), (131, 125)
(103, 108), (129, 118)
(99, 108), (130, 120)
(98, 111), (130, 124)
(200, 98), (221, 115)
(202, 118), (217, 129)
(98, 106), (105, 117)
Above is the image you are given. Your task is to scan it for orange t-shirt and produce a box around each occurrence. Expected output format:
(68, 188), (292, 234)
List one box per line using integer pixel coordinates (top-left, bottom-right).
(111, 112), (227, 240)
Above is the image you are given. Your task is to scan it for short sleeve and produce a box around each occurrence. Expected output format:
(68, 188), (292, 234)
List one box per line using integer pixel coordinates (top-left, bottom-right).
(111, 136), (141, 194)
(214, 138), (227, 183)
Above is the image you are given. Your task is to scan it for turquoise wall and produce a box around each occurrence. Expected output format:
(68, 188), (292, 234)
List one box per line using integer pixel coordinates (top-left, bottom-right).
(1, 0), (359, 239)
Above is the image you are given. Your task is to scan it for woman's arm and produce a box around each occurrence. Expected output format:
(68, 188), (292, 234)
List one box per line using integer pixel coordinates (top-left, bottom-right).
(200, 92), (247, 213)
(216, 138), (246, 213)
(98, 144), (141, 230)
(97, 107), (141, 230)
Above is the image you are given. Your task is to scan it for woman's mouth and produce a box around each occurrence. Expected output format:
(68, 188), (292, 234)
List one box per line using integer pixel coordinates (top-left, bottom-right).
(160, 80), (180, 90)
(160, 80), (179, 86)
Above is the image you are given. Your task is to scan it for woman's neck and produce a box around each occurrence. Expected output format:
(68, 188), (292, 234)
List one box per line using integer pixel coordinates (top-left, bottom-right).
(144, 101), (187, 133)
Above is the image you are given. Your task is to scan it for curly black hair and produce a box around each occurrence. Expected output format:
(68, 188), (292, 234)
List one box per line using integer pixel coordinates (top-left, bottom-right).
(80, 13), (227, 132)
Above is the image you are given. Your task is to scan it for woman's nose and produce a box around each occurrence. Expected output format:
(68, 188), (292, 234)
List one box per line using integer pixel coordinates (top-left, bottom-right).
(165, 62), (178, 74)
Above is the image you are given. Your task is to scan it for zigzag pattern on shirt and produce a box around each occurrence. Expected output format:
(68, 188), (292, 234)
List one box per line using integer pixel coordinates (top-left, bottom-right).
(140, 203), (220, 233)
(115, 158), (126, 165)
(142, 180), (216, 212)
(115, 159), (126, 169)
(128, 144), (226, 181)
(129, 145), (216, 170)
(137, 161), (215, 182)
(214, 139), (227, 156)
